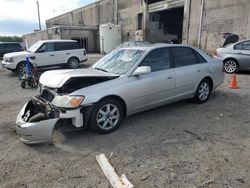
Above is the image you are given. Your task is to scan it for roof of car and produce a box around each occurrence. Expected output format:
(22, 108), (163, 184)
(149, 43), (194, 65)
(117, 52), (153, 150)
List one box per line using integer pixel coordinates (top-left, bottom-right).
(38, 39), (77, 43)
(0, 42), (21, 44)
(121, 44), (194, 51)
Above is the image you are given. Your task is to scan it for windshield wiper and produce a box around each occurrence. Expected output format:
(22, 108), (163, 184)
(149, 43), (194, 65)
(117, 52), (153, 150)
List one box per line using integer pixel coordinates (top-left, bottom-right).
(94, 67), (109, 73)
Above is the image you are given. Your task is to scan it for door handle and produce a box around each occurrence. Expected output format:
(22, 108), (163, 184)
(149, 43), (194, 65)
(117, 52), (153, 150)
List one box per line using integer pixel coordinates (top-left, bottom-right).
(237, 52), (243, 55)
(197, 70), (201, 72)
(30, 56), (36, 60)
(50, 54), (55, 56)
(65, 53), (70, 55)
(166, 76), (173, 79)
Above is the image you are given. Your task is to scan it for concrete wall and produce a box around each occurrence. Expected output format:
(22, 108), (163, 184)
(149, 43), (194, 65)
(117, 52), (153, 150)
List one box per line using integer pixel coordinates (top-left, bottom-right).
(59, 27), (99, 52)
(23, 30), (50, 48)
(46, 0), (115, 28)
(117, 0), (143, 41)
(187, 0), (250, 53)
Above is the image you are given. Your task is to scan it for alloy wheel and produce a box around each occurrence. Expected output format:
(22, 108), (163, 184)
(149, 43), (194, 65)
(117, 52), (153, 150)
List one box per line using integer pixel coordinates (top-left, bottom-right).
(96, 104), (120, 130)
(198, 82), (210, 101)
(224, 60), (237, 73)
(68, 58), (79, 69)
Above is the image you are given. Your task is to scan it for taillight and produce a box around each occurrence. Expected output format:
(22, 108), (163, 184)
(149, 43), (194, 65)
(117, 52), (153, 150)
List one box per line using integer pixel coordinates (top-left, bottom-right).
(214, 50), (218, 57)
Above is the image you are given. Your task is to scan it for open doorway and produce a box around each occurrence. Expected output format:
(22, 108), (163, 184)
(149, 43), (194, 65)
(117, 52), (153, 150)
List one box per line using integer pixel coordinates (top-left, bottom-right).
(71, 37), (88, 51)
(147, 6), (184, 44)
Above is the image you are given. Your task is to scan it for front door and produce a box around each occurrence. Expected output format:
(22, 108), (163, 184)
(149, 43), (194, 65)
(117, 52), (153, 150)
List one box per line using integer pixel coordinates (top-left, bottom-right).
(128, 47), (175, 113)
(31, 42), (56, 67)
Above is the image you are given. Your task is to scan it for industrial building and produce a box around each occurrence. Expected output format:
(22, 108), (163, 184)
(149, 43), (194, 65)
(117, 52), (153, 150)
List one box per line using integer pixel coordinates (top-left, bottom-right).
(23, 0), (250, 53)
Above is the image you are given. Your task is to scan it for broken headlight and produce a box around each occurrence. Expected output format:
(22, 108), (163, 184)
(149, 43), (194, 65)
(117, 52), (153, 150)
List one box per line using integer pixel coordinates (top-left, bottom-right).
(51, 95), (84, 108)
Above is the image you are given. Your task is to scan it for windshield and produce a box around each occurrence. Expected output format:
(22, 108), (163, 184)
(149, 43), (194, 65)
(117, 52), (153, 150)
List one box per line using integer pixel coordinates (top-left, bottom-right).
(27, 41), (43, 52)
(92, 49), (145, 75)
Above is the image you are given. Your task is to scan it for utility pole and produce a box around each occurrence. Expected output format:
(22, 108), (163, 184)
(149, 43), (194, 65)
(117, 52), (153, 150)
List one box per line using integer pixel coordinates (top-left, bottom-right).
(37, 1), (41, 30)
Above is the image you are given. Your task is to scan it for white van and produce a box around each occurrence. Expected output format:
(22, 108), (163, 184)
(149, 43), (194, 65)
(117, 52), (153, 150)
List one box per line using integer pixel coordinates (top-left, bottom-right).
(2, 40), (88, 73)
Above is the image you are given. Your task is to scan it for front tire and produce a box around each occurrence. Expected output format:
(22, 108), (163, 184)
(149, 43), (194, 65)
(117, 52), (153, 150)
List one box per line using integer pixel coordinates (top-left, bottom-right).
(17, 62), (26, 78)
(193, 79), (211, 103)
(89, 98), (124, 134)
(67, 57), (79, 69)
(224, 59), (238, 73)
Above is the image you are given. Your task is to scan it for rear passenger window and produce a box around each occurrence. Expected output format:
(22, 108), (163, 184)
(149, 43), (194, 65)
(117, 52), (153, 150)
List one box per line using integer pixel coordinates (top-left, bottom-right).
(242, 41), (250, 50)
(140, 48), (171, 72)
(54, 42), (80, 51)
(234, 43), (243, 50)
(172, 47), (198, 67)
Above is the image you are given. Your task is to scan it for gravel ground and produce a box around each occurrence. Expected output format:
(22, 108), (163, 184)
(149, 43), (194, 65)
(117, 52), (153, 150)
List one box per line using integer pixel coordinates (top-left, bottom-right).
(0, 62), (250, 188)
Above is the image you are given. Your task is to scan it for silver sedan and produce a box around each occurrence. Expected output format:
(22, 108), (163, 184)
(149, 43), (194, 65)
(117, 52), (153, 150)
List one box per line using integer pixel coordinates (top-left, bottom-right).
(215, 39), (250, 73)
(16, 44), (224, 144)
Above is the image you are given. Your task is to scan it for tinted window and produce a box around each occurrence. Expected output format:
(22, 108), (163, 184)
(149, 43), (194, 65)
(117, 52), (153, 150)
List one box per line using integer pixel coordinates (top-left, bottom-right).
(37, 43), (54, 52)
(7, 44), (21, 51)
(234, 42), (243, 50)
(242, 41), (250, 50)
(172, 47), (198, 67)
(67, 42), (81, 50)
(140, 48), (171, 72)
(55, 42), (80, 51)
(193, 50), (207, 63)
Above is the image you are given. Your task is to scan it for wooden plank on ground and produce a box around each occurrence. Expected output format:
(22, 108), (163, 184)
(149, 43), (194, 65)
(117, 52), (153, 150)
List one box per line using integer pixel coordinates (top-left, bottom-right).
(96, 153), (134, 188)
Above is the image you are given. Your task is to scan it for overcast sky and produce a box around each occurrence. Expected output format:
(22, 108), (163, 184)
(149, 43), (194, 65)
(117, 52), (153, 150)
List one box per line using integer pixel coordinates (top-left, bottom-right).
(0, 0), (97, 36)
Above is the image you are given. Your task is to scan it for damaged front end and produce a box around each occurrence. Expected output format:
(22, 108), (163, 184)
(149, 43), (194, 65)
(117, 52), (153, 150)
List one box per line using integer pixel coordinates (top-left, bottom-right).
(16, 91), (86, 144)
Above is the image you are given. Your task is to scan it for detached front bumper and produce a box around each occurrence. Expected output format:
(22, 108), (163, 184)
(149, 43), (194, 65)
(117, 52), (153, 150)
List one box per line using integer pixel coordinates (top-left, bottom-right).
(16, 98), (84, 144)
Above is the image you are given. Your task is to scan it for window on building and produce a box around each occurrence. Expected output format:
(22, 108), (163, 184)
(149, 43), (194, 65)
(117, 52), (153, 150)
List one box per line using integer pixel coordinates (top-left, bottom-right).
(137, 13), (143, 30)
(171, 47), (198, 67)
(140, 48), (171, 72)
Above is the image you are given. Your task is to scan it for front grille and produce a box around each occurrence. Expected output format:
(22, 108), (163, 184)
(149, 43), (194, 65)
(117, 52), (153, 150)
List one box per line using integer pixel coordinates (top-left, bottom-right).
(40, 89), (55, 102)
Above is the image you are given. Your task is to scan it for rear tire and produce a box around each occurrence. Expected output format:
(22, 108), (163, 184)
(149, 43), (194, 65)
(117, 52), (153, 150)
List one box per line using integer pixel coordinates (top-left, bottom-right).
(67, 57), (79, 69)
(89, 98), (124, 134)
(223, 59), (238, 73)
(193, 79), (211, 104)
(21, 81), (26, 88)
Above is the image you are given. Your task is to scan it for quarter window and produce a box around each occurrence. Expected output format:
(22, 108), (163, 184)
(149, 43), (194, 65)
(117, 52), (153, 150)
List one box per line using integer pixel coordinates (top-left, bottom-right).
(172, 47), (199, 67)
(140, 48), (171, 72)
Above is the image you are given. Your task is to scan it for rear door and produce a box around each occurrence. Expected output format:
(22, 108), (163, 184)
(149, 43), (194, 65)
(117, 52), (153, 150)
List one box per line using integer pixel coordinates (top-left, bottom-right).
(233, 41), (250, 70)
(128, 47), (176, 113)
(171, 47), (209, 98)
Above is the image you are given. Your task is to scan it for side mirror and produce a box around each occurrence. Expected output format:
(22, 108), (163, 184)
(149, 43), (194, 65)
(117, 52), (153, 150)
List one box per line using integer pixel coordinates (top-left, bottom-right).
(132, 66), (151, 76)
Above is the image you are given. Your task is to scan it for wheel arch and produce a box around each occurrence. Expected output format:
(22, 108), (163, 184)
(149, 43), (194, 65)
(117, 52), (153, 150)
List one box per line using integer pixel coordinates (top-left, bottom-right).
(223, 57), (239, 67)
(67, 56), (80, 63)
(201, 76), (213, 91)
(98, 95), (127, 117)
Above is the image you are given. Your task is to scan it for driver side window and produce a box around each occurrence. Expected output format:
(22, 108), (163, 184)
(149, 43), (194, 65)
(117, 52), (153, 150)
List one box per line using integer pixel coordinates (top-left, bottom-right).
(37, 43), (54, 53)
(140, 48), (171, 72)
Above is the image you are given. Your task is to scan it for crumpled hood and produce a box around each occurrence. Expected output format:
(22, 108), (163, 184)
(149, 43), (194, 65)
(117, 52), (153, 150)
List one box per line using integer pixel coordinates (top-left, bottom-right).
(4, 51), (31, 58)
(40, 68), (118, 88)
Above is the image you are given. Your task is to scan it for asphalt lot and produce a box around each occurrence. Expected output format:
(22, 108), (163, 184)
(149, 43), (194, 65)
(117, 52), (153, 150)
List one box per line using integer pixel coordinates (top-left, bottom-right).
(0, 61), (250, 188)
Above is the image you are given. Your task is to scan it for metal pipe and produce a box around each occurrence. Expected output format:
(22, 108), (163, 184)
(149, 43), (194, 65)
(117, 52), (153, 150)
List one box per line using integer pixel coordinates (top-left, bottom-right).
(185, 0), (192, 44)
(114, 0), (118, 24)
(36, 1), (41, 30)
(198, 0), (204, 48)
